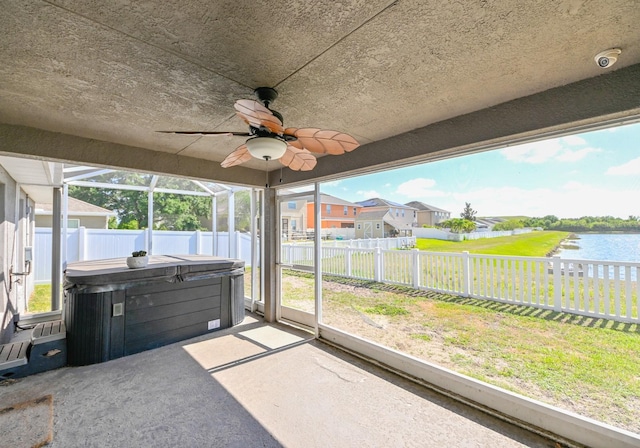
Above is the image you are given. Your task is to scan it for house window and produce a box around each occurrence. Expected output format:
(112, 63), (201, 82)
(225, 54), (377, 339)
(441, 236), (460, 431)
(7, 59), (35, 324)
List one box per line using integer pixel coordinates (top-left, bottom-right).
(396, 209), (399, 217)
(288, 202), (296, 210)
(357, 224), (361, 230)
(326, 204), (332, 214)
(291, 219), (297, 230)
(344, 206), (348, 216)
(353, 207), (357, 216)
(67, 219), (80, 229)
(402, 209), (405, 217)
(376, 223), (381, 229)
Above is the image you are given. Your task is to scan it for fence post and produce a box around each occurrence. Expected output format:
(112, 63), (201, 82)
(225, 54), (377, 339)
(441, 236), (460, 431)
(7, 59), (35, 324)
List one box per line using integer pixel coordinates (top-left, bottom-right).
(374, 247), (382, 282)
(236, 231), (242, 261)
(552, 255), (562, 311)
(196, 230), (202, 255)
(412, 249), (420, 288)
(346, 247), (352, 277)
(145, 228), (152, 255)
(462, 251), (470, 297)
(78, 227), (87, 261)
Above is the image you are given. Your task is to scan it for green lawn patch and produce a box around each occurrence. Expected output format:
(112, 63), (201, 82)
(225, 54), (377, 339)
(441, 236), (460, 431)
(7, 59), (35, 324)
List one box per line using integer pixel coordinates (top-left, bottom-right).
(415, 230), (569, 257)
(28, 284), (53, 313)
(364, 303), (409, 316)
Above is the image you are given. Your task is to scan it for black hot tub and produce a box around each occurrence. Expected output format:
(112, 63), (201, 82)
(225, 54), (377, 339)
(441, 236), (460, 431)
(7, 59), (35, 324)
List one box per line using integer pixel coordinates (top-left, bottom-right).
(63, 255), (244, 366)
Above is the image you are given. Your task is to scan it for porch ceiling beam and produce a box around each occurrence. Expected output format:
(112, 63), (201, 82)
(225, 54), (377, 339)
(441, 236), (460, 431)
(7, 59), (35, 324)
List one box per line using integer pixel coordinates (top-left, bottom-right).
(0, 123), (266, 187)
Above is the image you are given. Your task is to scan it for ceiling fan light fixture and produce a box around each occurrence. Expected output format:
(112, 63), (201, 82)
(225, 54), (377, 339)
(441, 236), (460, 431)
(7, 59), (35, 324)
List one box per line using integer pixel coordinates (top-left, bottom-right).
(246, 136), (287, 160)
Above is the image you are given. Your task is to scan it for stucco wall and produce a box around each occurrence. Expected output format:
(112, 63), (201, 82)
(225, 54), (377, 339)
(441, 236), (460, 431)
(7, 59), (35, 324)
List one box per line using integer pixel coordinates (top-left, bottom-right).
(0, 166), (17, 343)
(0, 167), (35, 343)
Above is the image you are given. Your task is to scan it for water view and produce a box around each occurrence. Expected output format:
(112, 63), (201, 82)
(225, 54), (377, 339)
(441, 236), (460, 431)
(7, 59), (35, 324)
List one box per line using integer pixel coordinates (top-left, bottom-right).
(558, 233), (640, 263)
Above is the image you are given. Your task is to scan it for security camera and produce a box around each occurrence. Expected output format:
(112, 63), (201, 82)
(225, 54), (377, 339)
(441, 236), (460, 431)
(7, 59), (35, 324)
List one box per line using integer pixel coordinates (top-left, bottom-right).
(594, 48), (621, 68)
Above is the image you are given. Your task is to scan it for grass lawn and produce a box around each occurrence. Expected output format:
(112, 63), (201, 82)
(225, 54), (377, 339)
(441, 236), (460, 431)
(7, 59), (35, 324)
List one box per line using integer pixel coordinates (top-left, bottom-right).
(416, 230), (570, 256)
(28, 284), (53, 313)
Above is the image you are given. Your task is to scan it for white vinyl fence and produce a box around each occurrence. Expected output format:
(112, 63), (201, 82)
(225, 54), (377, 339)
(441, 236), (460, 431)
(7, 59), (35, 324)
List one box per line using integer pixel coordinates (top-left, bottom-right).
(34, 227), (254, 283)
(281, 245), (640, 324)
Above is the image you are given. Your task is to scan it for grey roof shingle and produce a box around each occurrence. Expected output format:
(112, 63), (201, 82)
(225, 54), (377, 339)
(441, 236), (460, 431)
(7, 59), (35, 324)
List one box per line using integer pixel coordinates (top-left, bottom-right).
(405, 201), (450, 213)
(36, 197), (115, 215)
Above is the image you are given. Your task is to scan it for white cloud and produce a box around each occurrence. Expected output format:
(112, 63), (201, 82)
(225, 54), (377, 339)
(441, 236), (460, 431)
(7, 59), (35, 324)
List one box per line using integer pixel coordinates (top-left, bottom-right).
(563, 181), (585, 190)
(560, 135), (587, 146)
(501, 137), (601, 164)
(395, 178), (448, 199)
(356, 190), (380, 198)
(555, 147), (601, 162)
(501, 140), (563, 164)
(323, 180), (342, 187)
(451, 185), (636, 218)
(606, 157), (640, 175)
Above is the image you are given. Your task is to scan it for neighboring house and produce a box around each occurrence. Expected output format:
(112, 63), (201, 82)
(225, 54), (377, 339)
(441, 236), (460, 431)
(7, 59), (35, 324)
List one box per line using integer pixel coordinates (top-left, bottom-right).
(281, 197), (308, 240)
(405, 201), (451, 227)
(355, 198), (417, 238)
(35, 197), (116, 229)
(305, 194), (362, 230)
(474, 217), (505, 231)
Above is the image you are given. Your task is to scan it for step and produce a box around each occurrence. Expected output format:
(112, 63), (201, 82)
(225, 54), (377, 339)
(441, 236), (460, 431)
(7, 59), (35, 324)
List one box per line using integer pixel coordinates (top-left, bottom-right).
(31, 320), (66, 345)
(1, 320), (68, 380)
(0, 341), (29, 378)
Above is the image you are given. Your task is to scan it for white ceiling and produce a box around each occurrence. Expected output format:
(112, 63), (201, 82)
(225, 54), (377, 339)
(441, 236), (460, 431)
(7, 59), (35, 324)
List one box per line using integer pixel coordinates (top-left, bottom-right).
(1, 1), (639, 188)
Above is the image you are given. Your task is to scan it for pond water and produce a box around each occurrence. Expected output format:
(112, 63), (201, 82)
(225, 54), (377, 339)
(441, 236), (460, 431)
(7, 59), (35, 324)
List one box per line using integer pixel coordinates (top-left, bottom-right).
(557, 233), (640, 263)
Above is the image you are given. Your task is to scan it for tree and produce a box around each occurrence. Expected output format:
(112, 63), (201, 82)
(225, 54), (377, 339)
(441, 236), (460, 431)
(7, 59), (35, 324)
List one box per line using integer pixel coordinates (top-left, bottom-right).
(69, 175), (214, 231)
(493, 219), (524, 231)
(460, 202), (477, 221)
(438, 218), (476, 233)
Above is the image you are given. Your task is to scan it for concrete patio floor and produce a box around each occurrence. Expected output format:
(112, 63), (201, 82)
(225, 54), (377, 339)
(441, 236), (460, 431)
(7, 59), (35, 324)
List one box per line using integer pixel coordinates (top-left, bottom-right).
(0, 313), (563, 447)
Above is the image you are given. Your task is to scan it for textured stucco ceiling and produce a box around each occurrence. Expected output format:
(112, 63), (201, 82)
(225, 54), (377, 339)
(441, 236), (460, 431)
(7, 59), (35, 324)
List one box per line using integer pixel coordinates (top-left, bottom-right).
(1, 1), (639, 187)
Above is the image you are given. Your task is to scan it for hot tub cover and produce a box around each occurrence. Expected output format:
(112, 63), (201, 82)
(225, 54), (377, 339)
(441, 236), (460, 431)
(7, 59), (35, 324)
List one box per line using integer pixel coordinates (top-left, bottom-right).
(64, 255), (244, 293)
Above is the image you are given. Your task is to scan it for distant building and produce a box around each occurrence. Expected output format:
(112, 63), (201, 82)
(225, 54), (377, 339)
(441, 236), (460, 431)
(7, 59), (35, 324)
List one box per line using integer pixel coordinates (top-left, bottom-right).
(405, 201), (451, 227)
(474, 217), (505, 231)
(280, 196), (308, 240)
(306, 194), (362, 230)
(35, 197), (116, 229)
(355, 198), (416, 238)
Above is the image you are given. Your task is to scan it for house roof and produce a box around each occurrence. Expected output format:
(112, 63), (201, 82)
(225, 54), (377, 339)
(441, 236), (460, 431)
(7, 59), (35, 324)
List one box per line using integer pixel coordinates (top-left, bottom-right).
(356, 198), (417, 209)
(1, 2), (637, 188)
(405, 201), (450, 213)
(355, 208), (389, 220)
(36, 197), (116, 216)
(319, 194), (361, 207)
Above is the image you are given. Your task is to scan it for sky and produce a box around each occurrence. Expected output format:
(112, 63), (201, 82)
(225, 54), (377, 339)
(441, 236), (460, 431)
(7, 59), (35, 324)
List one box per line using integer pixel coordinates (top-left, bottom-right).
(317, 121), (640, 219)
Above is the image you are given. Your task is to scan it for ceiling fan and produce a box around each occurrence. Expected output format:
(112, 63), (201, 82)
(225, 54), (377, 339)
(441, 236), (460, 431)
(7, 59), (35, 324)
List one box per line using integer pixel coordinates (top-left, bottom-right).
(160, 87), (359, 171)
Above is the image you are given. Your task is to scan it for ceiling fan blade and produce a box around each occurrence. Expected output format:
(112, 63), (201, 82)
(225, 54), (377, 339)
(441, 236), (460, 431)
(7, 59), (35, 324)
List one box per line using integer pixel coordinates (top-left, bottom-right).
(221, 144), (252, 168)
(157, 131), (251, 136)
(284, 128), (359, 155)
(280, 145), (317, 171)
(234, 99), (284, 134)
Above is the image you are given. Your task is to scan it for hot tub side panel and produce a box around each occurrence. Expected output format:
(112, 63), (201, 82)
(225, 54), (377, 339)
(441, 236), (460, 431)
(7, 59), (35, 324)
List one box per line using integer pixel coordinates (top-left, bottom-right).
(64, 290), (125, 366)
(124, 277), (226, 355)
